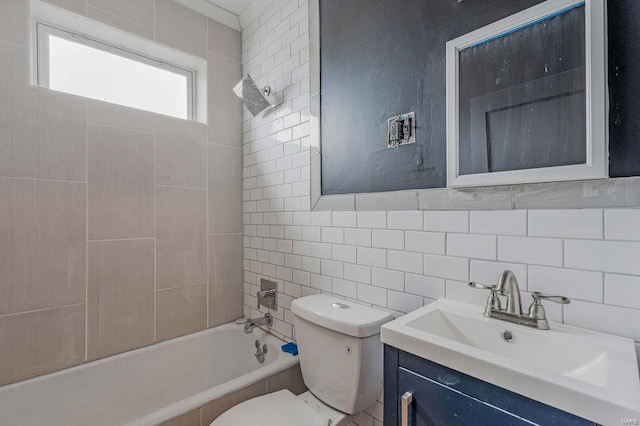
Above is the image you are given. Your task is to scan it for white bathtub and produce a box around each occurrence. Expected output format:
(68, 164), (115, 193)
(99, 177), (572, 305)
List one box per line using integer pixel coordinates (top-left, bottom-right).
(0, 323), (298, 426)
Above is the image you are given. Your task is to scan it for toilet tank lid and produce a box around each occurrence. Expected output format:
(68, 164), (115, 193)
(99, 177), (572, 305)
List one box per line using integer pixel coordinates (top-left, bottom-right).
(291, 295), (394, 338)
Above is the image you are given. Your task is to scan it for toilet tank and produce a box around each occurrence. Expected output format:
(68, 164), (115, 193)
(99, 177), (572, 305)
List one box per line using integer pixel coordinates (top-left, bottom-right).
(290, 295), (393, 414)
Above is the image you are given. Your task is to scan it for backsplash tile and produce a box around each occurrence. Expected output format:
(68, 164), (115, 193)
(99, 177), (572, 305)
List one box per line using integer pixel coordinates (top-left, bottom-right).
(529, 209), (603, 239)
(529, 266), (603, 303)
(564, 300), (640, 342)
(605, 209), (640, 241)
(470, 210), (527, 236)
(565, 239), (640, 275)
(604, 274), (640, 309)
(498, 236), (563, 267)
(446, 233), (497, 261)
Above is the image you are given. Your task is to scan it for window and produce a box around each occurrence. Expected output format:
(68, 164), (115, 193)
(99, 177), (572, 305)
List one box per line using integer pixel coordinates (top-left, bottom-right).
(446, 0), (607, 188)
(31, 0), (207, 122)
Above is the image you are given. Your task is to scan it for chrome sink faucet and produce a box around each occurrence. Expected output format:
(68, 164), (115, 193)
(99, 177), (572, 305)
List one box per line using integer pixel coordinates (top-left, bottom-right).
(469, 270), (570, 330)
(243, 312), (273, 334)
(496, 270), (522, 315)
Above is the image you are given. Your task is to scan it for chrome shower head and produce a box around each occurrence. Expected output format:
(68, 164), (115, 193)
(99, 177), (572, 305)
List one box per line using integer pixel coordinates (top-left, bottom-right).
(232, 74), (282, 117)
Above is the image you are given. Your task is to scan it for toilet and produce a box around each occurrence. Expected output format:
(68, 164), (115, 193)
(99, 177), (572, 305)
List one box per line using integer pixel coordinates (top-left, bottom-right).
(211, 294), (393, 425)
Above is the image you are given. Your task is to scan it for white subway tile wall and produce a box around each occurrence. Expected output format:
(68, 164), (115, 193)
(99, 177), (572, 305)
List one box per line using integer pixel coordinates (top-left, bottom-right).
(241, 2), (640, 424)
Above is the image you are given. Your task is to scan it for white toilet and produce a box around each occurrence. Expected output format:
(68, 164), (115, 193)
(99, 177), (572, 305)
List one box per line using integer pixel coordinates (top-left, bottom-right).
(212, 294), (393, 425)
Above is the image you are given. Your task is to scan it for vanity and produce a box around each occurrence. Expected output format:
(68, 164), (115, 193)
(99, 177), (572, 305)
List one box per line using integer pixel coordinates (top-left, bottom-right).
(380, 282), (640, 425)
(384, 346), (595, 425)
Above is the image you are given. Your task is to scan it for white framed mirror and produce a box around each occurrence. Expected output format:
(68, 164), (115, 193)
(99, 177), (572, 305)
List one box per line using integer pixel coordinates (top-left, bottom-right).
(446, 0), (608, 188)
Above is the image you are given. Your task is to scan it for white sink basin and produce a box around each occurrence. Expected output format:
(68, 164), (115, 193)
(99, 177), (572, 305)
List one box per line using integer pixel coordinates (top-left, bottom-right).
(381, 299), (640, 425)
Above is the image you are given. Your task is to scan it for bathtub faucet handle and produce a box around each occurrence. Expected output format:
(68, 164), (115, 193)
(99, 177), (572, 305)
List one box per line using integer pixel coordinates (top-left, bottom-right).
(257, 289), (277, 310)
(257, 279), (277, 310)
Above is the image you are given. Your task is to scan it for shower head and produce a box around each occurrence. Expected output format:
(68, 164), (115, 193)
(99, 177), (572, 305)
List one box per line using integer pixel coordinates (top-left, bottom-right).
(233, 74), (283, 117)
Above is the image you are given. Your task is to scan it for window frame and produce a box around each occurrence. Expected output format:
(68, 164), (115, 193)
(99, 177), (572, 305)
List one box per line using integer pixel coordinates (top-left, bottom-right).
(34, 22), (196, 121)
(29, 0), (208, 123)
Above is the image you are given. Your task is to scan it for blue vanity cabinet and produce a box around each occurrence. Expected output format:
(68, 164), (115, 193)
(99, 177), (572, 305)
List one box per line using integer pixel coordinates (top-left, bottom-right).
(384, 345), (598, 426)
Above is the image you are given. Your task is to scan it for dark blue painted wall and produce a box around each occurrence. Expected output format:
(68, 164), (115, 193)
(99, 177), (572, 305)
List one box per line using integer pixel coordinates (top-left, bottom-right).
(319, 0), (640, 195)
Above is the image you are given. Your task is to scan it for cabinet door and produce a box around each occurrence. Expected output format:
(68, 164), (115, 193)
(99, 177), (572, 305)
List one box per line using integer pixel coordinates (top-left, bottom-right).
(399, 368), (534, 426)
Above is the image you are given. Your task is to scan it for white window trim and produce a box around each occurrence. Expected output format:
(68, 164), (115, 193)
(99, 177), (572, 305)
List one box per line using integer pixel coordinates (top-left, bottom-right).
(445, 0), (608, 188)
(29, 0), (208, 123)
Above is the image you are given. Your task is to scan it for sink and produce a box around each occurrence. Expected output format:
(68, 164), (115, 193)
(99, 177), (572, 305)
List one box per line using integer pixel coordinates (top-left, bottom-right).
(406, 308), (609, 386)
(381, 299), (640, 425)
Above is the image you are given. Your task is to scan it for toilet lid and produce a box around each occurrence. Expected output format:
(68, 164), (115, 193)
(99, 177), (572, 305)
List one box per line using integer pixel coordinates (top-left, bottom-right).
(210, 390), (330, 426)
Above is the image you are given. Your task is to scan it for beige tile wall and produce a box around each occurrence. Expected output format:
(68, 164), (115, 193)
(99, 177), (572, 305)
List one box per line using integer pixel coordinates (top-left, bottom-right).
(0, 0), (243, 386)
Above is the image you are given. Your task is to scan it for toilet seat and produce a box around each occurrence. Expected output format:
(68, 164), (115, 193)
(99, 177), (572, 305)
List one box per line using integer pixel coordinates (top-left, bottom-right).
(210, 390), (334, 426)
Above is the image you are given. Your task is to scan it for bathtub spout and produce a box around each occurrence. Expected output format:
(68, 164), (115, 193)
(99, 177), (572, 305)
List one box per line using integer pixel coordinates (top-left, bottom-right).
(243, 313), (273, 334)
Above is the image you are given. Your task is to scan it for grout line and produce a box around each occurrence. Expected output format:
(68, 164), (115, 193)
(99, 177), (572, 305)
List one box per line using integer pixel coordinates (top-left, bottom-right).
(205, 13), (208, 58)
(0, 302), (86, 319)
(153, 115), (157, 343)
(153, 0), (156, 40)
(156, 183), (207, 191)
(0, 38), (26, 49)
(84, 99), (89, 362)
(208, 141), (243, 150)
(0, 175), (86, 184)
(87, 237), (155, 243)
(87, 121), (154, 136)
(157, 282), (208, 292)
(206, 115), (210, 328)
(206, 48), (242, 65)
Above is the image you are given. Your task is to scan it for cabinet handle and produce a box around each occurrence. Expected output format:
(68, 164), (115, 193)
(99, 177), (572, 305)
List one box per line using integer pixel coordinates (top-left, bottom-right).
(401, 391), (413, 426)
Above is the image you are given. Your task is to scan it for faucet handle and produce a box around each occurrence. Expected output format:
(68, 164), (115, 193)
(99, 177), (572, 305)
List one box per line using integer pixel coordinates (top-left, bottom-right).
(530, 292), (571, 305)
(468, 282), (497, 291)
(468, 282), (501, 311)
(528, 292), (570, 330)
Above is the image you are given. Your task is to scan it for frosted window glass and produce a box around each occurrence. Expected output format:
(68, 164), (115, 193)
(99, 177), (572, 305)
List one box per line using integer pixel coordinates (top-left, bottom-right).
(48, 35), (189, 120)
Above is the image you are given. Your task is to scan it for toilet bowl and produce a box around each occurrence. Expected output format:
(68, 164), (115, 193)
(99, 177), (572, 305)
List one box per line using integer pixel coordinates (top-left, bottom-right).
(210, 294), (393, 426)
(211, 389), (350, 426)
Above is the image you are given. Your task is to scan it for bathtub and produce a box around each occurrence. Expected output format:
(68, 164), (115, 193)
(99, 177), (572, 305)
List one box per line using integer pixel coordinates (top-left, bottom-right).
(0, 322), (299, 426)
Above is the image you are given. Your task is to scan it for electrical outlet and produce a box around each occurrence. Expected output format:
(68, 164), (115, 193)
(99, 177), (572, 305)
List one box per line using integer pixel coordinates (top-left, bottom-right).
(387, 112), (416, 147)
